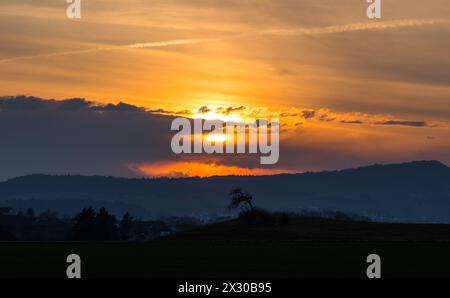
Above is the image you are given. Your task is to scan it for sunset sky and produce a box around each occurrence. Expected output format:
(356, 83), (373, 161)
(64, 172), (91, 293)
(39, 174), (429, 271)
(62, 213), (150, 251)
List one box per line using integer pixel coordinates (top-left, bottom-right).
(0, 0), (449, 179)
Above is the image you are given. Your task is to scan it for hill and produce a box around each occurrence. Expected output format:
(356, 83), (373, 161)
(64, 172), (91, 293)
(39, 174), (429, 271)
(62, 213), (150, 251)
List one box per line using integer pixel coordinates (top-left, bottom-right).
(0, 160), (449, 222)
(161, 215), (450, 242)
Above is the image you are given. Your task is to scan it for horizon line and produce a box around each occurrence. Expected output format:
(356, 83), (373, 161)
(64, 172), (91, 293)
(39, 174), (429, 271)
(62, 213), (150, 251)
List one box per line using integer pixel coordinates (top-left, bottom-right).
(2, 159), (447, 183)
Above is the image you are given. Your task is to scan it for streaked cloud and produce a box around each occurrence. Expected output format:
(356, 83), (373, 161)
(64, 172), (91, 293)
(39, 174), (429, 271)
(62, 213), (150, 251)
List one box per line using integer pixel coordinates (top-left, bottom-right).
(260, 18), (450, 36)
(375, 120), (430, 127)
(1, 0), (450, 177)
(1, 18), (448, 65)
(279, 107), (439, 128)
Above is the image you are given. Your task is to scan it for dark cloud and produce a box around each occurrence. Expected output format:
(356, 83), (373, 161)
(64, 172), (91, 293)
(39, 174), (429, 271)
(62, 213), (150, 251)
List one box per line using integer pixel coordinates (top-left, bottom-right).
(341, 120), (364, 124)
(197, 106), (211, 114)
(175, 109), (192, 115)
(58, 98), (92, 111)
(148, 108), (192, 115)
(318, 114), (335, 122)
(216, 106), (247, 115)
(92, 102), (145, 113)
(0, 96), (177, 180)
(301, 110), (316, 119)
(0, 95), (51, 110)
(279, 112), (298, 117)
(0, 96), (444, 181)
(0, 96), (290, 180)
(295, 107), (432, 127)
(375, 120), (430, 127)
(0, 96), (144, 113)
(147, 108), (166, 113)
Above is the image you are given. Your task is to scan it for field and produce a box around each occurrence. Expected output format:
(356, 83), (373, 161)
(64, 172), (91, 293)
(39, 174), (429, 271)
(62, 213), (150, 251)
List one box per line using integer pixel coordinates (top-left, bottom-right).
(2, 217), (450, 278)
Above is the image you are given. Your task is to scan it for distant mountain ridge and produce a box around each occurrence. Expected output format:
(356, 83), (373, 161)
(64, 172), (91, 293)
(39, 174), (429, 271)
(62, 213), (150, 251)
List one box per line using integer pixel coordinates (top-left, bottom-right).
(0, 160), (450, 222)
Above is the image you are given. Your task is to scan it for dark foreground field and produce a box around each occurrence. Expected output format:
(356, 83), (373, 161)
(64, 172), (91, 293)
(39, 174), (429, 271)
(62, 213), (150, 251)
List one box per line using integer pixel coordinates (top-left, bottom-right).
(2, 217), (450, 278)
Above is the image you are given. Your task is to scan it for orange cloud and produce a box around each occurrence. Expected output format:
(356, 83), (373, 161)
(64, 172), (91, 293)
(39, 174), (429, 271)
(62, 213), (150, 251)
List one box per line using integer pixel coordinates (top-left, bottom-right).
(129, 161), (297, 178)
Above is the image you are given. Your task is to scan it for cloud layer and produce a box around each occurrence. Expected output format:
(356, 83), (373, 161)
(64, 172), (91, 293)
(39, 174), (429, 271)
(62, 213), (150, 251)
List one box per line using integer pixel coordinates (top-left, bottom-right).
(1, 18), (448, 65)
(0, 96), (448, 180)
(1, 0), (450, 177)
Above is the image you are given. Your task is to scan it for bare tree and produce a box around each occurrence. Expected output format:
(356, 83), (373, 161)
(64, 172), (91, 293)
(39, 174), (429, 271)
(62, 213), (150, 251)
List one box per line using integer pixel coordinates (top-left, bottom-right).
(228, 188), (254, 212)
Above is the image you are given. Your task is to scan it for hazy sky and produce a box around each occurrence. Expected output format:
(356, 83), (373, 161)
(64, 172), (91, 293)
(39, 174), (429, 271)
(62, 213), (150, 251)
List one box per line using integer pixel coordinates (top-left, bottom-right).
(0, 0), (449, 178)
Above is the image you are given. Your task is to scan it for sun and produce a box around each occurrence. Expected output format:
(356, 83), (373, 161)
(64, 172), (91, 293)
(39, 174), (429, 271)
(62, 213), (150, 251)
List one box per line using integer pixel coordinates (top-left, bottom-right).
(204, 133), (227, 143)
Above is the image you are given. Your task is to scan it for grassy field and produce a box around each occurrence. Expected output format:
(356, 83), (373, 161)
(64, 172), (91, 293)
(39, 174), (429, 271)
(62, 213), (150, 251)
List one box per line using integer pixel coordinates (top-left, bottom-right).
(2, 217), (450, 278)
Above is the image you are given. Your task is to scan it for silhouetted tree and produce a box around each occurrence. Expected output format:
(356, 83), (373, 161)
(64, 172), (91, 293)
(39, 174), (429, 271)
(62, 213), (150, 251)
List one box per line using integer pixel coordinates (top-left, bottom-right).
(119, 212), (134, 240)
(228, 188), (254, 212)
(72, 207), (96, 240)
(94, 207), (119, 241)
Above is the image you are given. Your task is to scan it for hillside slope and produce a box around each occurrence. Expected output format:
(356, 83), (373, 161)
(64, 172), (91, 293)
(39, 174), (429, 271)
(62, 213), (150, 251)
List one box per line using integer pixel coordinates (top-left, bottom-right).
(0, 161), (449, 222)
(161, 216), (450, 242)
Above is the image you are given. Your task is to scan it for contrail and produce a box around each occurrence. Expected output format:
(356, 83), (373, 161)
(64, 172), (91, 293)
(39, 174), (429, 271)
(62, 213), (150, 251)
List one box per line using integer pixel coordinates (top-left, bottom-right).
(0, 19), (448, 64)
(127, 38), (212, 49)
(0, 39), (212, 64)
(0, 47), (114, 64)
(259, 18), (450, 36)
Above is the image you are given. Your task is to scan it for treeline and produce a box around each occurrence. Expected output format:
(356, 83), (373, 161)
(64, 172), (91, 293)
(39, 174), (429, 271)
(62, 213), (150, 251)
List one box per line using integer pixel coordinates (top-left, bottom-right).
(72, 207), (134, 241)
(0, 206), (176, 241)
